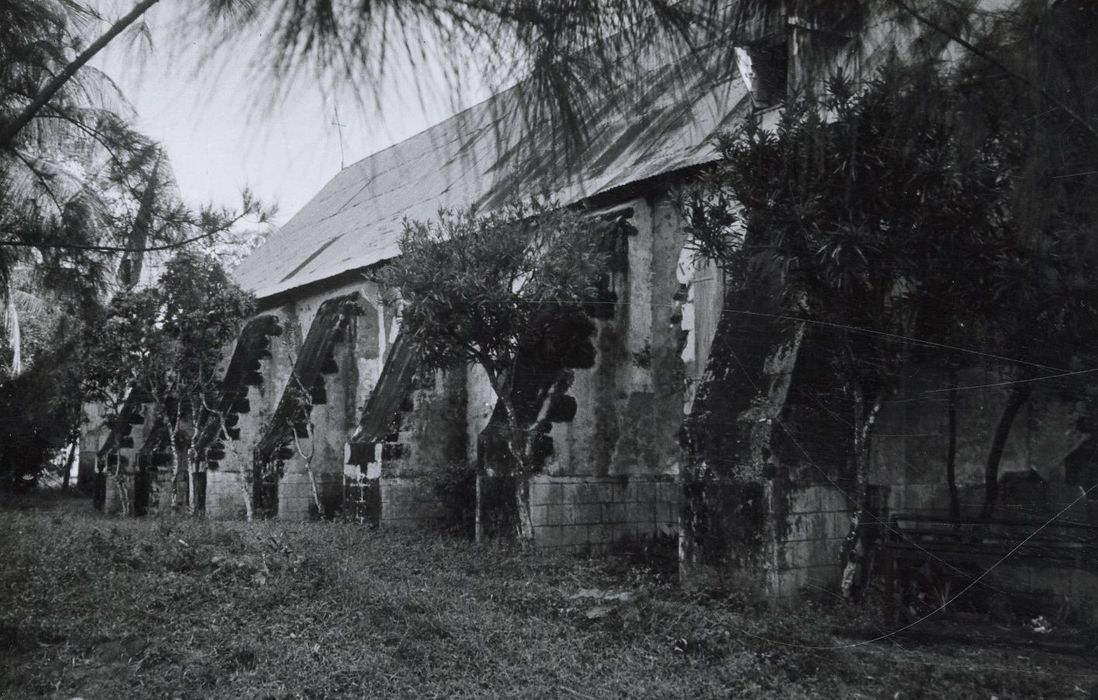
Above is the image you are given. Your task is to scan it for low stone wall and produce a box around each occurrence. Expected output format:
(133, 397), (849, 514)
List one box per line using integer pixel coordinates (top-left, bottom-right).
(377, 477), (446, 528)
(344, 471), (447, 528)
(527, 475), (680, 552)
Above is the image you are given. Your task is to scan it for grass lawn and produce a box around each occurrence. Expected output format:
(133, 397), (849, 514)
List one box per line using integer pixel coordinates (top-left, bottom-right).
(1, 492), (1094, 699)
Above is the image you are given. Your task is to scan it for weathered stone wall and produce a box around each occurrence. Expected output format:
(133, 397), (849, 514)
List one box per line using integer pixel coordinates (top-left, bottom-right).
(205, 304), (298, 519)
(679, 480), (848, 600)
(277, 305), (375, 520)
(209, 280), (386, 519)
(463, 194), (702, 548)
(865, 368), (1098, 617)
(682, 301), (1096, 603)
(205, 343), (288, 519)
(513, 195), (689, 480)
(376, 477), (448, 528)
(204, 271), (469, 524)
(344, 369), (467, 527)
(769, 484), (849, 599)
(869, 368), (1088, 519)
(526, 475), (680, 552)
(679, 232), (810, 596)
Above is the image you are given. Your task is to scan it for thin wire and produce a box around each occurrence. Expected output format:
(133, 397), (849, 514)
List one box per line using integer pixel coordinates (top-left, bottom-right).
(821, 483), (1098, 650)
(722, 483), (1098, 652)
(490, 296), (1075, 378)
(712, 308), (1063, 372)
(921, 366), (1098, 394)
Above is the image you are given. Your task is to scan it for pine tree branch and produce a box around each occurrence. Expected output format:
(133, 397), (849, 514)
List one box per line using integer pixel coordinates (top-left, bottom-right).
(0, 211), (252, 253)
(891, 0), (1098, 142)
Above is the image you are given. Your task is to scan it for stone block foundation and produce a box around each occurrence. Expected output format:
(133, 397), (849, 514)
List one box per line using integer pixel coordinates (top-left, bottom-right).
(770, 483), (851, 600)
(205, 468), (249, 520)
(526, 474), (680, 552)
(344, 473), (446, 528)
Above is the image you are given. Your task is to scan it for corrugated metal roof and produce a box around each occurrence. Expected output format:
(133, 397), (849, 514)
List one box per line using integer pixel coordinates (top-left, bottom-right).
(233, 41), (752, 300)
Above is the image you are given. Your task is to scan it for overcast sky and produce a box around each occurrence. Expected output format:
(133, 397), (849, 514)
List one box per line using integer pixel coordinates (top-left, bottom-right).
(88, 3), (492, 226)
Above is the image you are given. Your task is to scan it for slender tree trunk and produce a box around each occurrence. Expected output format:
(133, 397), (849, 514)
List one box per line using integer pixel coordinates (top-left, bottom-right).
(187, 445), (198, 515)
(213, 420), (253, 521)
(5, 282), (22, 375)
(842, 383), (883, 601)
(0, 0), (164, 149)
(236, 466), (254, 522)
(112, 458), (130, 517)
(853, 392), (882, 486)
(946, 372), (960, 520)
(474, 475), (483, 543)
(61, 433), (78, 490)
(514, 477), (535, 542)
(496, 390), (535, 544)
(292, 430), (324, 518)
(168, 439), (183, 511)
(306, 464), (324, 518)
(981, 381), (1033, 520)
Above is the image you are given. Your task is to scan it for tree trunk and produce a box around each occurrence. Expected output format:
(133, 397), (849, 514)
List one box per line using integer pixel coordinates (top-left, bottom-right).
(475, 475), (483, 543)
(291, 429), (324, 519)
(112, 459), (130, 517)
(848, 385), (883, 506)
(482, 372), (535, 545)
(236, 467), (254, 522)
(61, 433), (78, 490)
(187, 446), (198, 516)
(306, 463), (324, 518)
(981, 381), (1033, 520)
(499, 395), (535, 544)
(842, 384), (883, 601)
(168, 442), (183, 511)
(515, 478), (534, 542)
(946, 373), (960, 520)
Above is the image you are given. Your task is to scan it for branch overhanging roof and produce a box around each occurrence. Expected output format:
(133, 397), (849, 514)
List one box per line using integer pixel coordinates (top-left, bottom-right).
(233, 38), (751, 300)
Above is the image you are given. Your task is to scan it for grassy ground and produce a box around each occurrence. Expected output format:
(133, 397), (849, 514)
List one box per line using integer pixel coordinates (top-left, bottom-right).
(1, 492), (1095, 699)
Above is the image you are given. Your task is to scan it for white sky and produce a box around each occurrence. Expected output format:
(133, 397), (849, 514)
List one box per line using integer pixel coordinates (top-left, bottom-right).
(88, 2), (493, 226)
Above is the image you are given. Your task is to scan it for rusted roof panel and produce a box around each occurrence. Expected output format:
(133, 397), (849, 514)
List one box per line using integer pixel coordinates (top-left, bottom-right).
(233, 41), (751, 299)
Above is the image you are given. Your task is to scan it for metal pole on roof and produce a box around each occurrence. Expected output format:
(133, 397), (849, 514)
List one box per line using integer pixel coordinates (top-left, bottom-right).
(332, 103), (347, 170)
